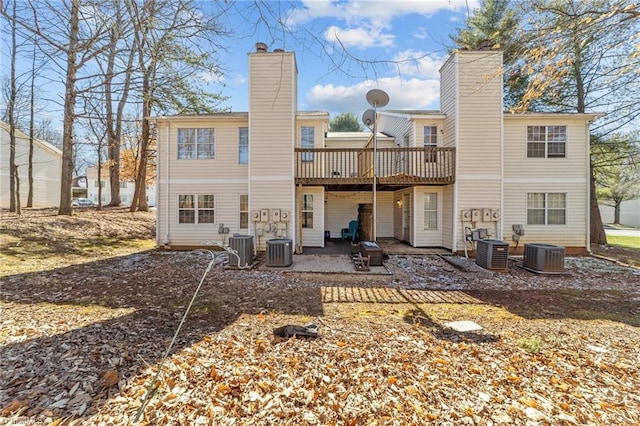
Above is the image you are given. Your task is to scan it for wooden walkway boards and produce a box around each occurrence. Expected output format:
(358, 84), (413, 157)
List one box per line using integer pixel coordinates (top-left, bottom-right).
(321, 287), (484, 304)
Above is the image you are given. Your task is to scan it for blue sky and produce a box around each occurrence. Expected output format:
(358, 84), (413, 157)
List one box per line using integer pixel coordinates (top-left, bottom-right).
(213, 0), (479, 119)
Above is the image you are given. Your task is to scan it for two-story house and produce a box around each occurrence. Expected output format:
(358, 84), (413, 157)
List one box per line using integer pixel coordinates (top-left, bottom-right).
(152, 46), (600, 254)
(85, 166), (156, 207)
(0, 121), (62, 208)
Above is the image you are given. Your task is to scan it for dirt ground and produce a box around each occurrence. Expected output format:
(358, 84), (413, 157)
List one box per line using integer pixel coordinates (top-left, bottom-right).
(1, 208), (639, 425)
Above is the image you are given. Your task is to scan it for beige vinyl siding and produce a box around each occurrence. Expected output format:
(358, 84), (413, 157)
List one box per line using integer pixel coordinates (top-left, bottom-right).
(169, 122), (249, 180)
(249, 52), (297, 249)
(503, 116), (590, 249)
(0, 123), (62, 208)
(155, 118), (250, 246)
(503, 183), (586, 247)
(162, 183), (250, 246)
(441, 185), (454, 250)
(504, 118), (589, 179)
(450, 51), (503, 252)
(439, 56), (458, 149)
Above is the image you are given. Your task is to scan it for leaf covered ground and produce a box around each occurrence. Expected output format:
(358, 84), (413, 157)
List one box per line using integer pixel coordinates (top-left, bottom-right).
(1, 208), (639, 425)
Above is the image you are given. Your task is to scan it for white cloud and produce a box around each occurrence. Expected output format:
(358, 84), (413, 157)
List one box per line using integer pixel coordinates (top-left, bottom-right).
(289, 0), (476, 25)
(391, 50), (444, 78)
(305, 76), (440, 116)
(286, 0), (478, 50)
(324, 24), (394, 49)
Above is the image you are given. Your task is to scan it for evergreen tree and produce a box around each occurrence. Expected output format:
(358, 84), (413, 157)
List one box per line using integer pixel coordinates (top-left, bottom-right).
(330, 112), (363, 132)
(450, 0), (526, 110)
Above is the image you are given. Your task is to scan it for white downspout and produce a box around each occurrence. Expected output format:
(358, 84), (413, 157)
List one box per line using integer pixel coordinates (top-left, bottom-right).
(162, 121), (170, 245)
(586, 119), (592, 253)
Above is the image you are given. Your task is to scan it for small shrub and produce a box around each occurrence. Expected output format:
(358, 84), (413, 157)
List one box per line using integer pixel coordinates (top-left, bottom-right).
(518, 336), (541, 354)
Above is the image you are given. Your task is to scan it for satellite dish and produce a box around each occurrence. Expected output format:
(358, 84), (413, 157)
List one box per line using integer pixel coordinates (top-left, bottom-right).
(362, 109), (375, 127)
(366, 89), (389, 108)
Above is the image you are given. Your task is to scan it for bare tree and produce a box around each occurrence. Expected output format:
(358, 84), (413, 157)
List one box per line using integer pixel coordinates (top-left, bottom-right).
(126, 0), (228, 212)
(3, 0), (112, 215)
(4, 0), (21, 213)
(517, 0), (640, 245)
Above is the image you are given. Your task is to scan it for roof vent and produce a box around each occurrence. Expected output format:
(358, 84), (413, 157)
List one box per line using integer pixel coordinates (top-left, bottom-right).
(255, 42), (268, 53)
(273, 48), (284, 52)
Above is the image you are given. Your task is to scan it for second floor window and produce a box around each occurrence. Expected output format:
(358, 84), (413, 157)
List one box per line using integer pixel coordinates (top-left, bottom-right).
(527, 126), (566, 158)
(177, 128), (215, 159)
(423, 126), (437, 147)
(94, 180), (105, 188)
(424, 126), (438, 162)
(301, 127), (314, 162)
(239, 127), (248, 164)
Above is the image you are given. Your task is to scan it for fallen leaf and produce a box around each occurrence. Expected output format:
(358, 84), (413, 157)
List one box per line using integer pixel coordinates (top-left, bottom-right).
(101, 369), (119, 388)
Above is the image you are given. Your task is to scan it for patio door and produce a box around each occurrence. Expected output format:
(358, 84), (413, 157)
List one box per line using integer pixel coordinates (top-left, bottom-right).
(402, 193), (411, 242)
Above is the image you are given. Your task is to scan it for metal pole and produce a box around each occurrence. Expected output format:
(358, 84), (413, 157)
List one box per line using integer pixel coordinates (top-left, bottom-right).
(372, 102), (377, 242)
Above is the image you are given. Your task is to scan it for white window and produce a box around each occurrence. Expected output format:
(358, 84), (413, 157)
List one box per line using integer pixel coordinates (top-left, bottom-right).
(527, 126), (566, 158)
(423, 126), (437, 147)
(239, 127), (248, 164)
(178, 194), (215, 224)
(177, 128), (215, 159)
(527, 193), (566, 225)
(302, 194), (313, 228)
(424, 193), (438, 229)
(120, 182), (127, 188)
(424, 126), (438, 162)
(94, 180), (105, 188)
(301, 127), (314, 162)
(239, 194), (248, 229)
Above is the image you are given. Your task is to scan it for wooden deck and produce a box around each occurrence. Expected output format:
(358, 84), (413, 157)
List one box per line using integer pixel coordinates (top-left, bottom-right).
(295, 147), (455, 189)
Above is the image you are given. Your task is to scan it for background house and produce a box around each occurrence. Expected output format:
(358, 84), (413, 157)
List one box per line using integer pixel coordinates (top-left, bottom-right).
(600, 199), (640, 227)
(85, 165), (156, 207)
(152, 46), (600, 254)
(0, 121), (62, 208)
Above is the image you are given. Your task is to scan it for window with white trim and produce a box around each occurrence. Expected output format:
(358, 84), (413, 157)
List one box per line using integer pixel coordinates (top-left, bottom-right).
(177, 128), (215, 159)
(239, 127), (248, 164)
(239, 194), (249, 229)
(302, 194), (314, 228)
(527, 125), (566, 158)
(423, 126), (437, 147)
(178, 194), (215, 224)
(424, 126), (438, 162)
(424, 193), (438, 229)
(301, 127), (314, 162)
(527, 193), (566, 225)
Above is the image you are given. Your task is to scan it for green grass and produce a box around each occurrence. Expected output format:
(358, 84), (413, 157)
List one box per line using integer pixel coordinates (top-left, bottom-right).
(607, 235), (640, 249)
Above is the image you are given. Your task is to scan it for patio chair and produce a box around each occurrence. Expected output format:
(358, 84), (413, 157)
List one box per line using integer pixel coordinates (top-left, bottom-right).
(341, 220), (358, 241)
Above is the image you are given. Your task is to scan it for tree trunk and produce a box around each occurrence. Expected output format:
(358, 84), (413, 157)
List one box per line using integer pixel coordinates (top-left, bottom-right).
(8, 0), (18, 213)
(27, 41), (37, 208)
(15, 166), (21, 214)
(105, 27), (120, 207)
(589, 164), (607, 245)
(613, 200), (621, 225)
(58, 0), (79, 216)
